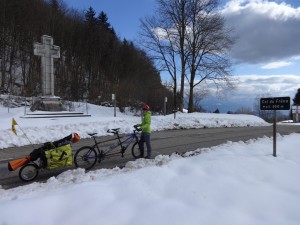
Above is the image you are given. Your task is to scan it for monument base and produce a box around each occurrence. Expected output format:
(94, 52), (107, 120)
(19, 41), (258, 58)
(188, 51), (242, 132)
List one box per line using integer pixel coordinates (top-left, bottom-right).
(23, 96), (91, 118)
(30, 96), (63, 112)
(21, 111), (91, 118)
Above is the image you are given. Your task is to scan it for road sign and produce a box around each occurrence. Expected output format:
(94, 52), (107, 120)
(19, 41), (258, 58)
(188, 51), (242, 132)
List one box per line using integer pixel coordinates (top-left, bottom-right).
(260, 96), (290, 157)
(260, 97), (290, 110)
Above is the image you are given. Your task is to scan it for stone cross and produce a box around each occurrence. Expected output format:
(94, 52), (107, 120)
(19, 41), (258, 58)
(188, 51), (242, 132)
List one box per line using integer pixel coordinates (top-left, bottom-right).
(34, 35), (60, 96)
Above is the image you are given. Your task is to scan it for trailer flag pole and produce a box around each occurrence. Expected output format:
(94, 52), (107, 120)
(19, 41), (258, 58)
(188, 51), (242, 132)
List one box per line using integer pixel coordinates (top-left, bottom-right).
(11, 118), (35, 148)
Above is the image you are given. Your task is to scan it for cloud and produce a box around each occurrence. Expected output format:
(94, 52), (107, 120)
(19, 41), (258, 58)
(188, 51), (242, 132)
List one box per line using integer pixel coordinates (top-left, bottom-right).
(235, 74), (300, 95)
(200, 74), (300, 112)
(221, 0), (300, 64)
(261, 60), (292, 69)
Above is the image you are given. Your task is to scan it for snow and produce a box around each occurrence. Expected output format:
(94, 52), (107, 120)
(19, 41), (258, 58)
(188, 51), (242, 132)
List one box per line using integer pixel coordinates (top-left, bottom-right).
(0, 101), (268, 149)
(1, 101), (300, 225)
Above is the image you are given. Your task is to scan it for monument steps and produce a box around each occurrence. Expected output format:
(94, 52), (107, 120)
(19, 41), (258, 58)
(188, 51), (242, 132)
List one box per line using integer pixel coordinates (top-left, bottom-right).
(21, 112), (91, 119)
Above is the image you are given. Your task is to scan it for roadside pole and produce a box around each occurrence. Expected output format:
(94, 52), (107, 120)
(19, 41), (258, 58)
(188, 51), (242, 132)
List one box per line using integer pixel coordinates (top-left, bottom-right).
(260, 96), (290, 157)
(273, 110), (277, 157)
(164, 97), (167, 116)
(112, 94), (116, 117)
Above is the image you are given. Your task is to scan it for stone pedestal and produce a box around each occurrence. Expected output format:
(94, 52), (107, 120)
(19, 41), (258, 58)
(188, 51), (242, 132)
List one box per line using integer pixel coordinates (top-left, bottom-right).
(30, 96), (63, 112)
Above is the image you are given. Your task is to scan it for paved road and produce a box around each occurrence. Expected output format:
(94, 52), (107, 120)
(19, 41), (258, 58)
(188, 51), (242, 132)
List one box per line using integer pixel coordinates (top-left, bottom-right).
(0, 124), (299, 189)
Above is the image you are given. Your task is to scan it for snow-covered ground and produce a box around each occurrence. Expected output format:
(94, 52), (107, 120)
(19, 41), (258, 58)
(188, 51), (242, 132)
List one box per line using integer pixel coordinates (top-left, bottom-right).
(0, 101), (268, 149)
(1, 100), (300, 225)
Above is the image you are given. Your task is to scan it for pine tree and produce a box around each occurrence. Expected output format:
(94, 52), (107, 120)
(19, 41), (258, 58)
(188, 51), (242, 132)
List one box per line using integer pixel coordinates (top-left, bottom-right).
(49, 0), (59, 11)
(97, 11), (111, 30)
(85, 7), (97, 27)
(293, 88), (300, 105)
(214, 109), (220, 114)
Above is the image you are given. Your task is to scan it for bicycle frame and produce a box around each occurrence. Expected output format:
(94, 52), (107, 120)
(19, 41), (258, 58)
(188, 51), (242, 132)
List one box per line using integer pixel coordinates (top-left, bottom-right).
(91, 129), (139, 160)
(119, 133), (139, 150)
(74, 127), (142, 170)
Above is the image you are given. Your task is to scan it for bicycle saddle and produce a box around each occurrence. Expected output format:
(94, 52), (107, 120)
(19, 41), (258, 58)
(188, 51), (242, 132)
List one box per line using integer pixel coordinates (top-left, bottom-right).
(107, 128), (120, 134)
(88, 133), (97, 136)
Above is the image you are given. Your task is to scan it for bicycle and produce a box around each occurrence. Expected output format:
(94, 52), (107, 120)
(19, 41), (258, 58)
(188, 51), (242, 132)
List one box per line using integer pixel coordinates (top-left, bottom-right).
(74, 125), (142, 170)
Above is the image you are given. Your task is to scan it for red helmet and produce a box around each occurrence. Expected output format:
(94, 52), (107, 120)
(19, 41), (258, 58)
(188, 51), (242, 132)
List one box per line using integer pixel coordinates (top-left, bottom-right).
(142, 104), (150, 111)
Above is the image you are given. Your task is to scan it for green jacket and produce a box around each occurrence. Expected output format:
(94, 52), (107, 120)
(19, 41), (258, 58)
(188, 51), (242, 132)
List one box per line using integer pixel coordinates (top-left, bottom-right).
(139, 111), (151, 133)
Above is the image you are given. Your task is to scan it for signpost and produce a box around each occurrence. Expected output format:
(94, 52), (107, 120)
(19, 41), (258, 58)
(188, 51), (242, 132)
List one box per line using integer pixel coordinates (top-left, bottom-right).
(164, 97), (167, 116)
(260, 97), (290, 157)
(112, 94), (116, 117)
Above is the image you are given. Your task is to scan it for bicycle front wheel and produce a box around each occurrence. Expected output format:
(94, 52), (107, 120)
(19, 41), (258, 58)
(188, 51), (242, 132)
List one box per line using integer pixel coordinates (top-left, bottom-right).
(131, 141), (142, 159)
(74, 146), (97, 170)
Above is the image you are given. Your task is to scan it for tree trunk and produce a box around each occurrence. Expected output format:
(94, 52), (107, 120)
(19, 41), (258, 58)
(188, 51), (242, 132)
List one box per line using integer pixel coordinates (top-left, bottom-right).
(188, 83), (194, 113)
(188, 68), (196, 113)
(173, 79), (177, 111)
(179, 0), (186, 112)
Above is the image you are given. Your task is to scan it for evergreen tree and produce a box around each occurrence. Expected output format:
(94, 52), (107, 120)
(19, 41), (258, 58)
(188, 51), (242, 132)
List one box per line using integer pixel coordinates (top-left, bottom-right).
(49, 0), (59, 12)
(85, 6), (97, 27)
(0, 0), (170, 111)
(97, 11), (111, 30)
(214, 109), (220, 114)
(293, 88), (300, 105)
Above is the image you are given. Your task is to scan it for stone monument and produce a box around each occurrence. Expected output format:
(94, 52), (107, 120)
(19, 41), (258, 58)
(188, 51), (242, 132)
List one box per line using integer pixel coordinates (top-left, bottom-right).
(31, 35), (63, 111)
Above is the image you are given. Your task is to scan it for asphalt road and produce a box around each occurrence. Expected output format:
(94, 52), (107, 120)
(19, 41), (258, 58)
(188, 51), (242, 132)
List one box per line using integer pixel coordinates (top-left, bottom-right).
(0, 124), (299, 189)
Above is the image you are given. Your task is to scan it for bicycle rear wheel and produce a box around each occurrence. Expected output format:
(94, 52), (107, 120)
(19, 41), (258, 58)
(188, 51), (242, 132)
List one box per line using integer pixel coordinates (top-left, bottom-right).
(19, 163), (39, 182)
(74, 146), (97, 170)
(131, 141), (143, 159)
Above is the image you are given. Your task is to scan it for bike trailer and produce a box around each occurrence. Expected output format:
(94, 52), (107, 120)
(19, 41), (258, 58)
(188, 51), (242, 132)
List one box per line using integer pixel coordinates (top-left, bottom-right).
(8, 144), (73, 171)
(44, 143), (72, 169)
(8, 133), (80, 171)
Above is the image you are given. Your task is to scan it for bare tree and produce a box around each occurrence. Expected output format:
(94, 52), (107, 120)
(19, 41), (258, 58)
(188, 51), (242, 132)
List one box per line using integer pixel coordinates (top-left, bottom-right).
(139, 0), (234, 113)
(139, 0), (197, 112)
(139, 10), (180, 111)
(184, 0), (234, 112)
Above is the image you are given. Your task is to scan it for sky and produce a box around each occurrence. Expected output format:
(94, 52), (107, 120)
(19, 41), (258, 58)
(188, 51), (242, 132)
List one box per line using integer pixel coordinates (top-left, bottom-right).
(1, 101), (300, 225)
(61, 0), (300, 112)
